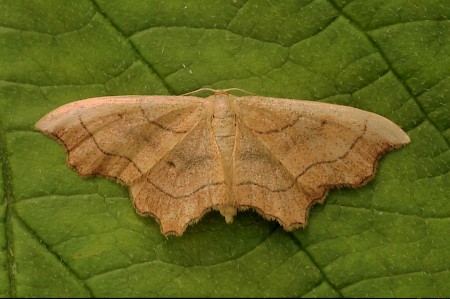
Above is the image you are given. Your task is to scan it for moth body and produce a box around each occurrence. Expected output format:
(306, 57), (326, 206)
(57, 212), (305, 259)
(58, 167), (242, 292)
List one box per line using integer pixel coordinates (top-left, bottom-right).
(209, 92), (238, 222)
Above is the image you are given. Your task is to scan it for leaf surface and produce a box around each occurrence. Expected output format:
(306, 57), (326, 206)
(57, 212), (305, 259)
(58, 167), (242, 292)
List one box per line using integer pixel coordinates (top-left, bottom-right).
(0, 0), (449, 297)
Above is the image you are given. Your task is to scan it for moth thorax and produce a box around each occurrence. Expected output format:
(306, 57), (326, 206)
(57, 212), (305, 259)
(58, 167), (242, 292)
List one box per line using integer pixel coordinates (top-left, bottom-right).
(210, 94), (237, 159)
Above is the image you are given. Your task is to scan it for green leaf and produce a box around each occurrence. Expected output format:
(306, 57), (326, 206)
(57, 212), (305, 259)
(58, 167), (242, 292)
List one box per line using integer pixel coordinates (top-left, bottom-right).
(0, 0), (449, 297)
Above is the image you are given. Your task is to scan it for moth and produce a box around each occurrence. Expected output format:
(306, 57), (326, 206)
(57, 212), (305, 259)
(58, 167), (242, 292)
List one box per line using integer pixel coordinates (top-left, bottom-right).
(35, 89), (410, 236)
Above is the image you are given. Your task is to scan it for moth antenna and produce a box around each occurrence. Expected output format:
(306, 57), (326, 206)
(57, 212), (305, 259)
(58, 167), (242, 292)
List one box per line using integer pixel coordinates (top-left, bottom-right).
(181, 88), (217, 96)
(222, 88), (254, 95)
(181, 87), (254, 96)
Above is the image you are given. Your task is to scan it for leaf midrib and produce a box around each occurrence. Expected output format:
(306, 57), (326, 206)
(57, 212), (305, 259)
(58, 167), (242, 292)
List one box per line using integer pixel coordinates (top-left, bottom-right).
(89, 0), (175, 95)
(326, 0), (448, 147)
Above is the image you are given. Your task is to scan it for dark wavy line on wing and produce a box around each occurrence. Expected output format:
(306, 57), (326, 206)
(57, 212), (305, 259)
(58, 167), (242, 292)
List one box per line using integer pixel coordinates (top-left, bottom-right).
(237, 122), (368, 192)
(145, 178), (224, 199)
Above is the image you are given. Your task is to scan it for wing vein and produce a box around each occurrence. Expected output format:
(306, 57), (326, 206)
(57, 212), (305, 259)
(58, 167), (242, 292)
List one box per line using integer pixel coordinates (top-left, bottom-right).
(296, 122), (368, 180)
(235, 115), (300, 192)
(145, 179), (224, 199)
(237, 120), (368, 191)
(139, 110), (208, 179)
(139, 104), (189, 133)
(78, 116), (144, 174)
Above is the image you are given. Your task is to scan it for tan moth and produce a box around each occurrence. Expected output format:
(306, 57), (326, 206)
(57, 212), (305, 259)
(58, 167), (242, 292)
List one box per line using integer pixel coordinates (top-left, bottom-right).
(36, 90), (410, 236)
